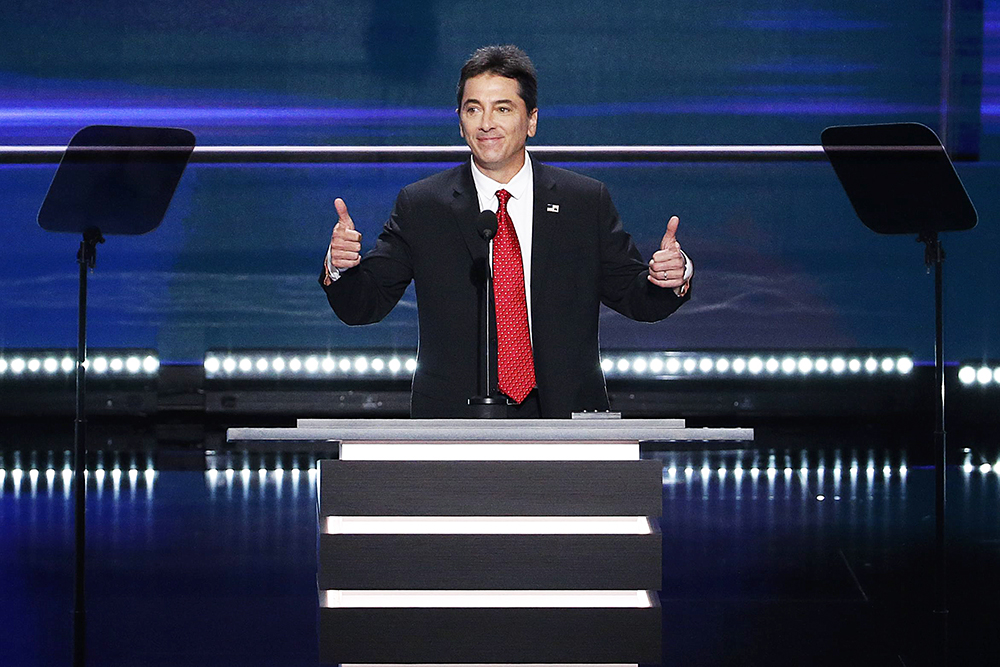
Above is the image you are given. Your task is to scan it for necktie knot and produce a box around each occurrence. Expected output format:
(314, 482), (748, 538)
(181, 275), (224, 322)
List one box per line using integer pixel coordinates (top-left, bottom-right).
(496, 189), (512, 210)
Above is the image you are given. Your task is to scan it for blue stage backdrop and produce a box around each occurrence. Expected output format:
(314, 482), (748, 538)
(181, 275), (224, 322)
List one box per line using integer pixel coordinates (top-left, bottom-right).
(1, 0), (997, 364)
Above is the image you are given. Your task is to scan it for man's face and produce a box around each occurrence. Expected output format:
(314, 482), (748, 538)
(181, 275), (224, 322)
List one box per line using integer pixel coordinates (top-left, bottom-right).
(458, 73), (537, 182)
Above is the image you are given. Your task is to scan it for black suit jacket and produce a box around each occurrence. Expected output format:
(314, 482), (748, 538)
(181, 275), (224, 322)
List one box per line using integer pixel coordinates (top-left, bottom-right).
(321, 156), (690, 418)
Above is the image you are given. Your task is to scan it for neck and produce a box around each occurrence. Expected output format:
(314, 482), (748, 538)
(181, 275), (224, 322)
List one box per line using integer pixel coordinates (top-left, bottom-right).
(474, 151), (526, 184)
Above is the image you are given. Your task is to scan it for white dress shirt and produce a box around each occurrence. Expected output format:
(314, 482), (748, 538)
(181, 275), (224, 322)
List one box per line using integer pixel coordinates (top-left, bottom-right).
(469, 154), (535, 336)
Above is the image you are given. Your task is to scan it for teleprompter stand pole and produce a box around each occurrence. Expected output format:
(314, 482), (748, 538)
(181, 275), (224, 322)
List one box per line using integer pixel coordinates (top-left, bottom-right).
(920, 231), (948, 663)
(73, 227), (103, 667)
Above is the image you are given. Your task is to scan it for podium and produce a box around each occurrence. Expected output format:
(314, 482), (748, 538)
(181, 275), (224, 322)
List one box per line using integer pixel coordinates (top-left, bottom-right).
(228, 418), (753, 664)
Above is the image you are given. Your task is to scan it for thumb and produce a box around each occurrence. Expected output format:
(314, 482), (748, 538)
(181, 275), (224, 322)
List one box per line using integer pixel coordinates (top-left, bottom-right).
(660, 215), (679, 249)
(334, 198), (354, 230)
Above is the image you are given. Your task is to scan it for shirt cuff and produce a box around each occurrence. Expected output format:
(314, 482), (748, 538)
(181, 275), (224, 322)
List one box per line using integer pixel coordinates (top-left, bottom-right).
(673, 251), (693, 297)
(323, 247), (342, 286)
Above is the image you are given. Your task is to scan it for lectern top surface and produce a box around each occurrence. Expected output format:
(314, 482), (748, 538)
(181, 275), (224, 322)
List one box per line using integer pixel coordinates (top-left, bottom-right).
(226, 424), (753, 448)
(296, 418), (686, 430)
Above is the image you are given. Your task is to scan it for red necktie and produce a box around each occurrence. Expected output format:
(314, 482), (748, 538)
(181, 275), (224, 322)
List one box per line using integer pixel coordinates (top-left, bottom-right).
(493, 189), (536, 403)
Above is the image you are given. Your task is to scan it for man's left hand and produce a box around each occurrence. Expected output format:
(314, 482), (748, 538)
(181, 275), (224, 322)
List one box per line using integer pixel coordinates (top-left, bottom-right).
(647, 215), (688, 289)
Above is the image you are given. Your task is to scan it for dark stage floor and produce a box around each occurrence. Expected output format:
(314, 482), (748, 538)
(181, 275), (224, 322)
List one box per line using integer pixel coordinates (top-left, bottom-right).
(1, 422), (998, 666)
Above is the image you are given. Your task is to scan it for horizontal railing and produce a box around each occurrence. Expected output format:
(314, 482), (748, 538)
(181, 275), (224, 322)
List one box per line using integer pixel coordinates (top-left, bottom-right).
(0, 145), (830, 164)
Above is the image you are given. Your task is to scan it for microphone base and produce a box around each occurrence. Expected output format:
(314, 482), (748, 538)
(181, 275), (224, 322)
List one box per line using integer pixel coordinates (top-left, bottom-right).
(468, 395), (507, 419)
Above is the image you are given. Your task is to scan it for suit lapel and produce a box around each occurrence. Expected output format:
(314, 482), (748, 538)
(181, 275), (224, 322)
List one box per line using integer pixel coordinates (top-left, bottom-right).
(530, 157), (559, 311)
(449, 162), (487, 263)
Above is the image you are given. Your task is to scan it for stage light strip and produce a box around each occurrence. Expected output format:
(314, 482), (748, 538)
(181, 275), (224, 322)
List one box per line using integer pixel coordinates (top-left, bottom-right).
(958, 363), (1000, 387)
(203, 352), (415, 378)
(0, 351), (158, 380)
(323, 516), (652, 535)
(600, 353), (914, 379)
(202, 349), (914, 381)
(321, 590), (653, 609)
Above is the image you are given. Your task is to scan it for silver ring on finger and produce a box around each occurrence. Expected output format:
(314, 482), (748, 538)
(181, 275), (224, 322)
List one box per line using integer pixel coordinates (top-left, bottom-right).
(661, 271), (667, 280)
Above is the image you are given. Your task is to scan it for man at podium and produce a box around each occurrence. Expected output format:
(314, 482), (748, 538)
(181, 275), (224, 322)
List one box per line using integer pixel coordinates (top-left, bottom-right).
(320, 45), (692, 418)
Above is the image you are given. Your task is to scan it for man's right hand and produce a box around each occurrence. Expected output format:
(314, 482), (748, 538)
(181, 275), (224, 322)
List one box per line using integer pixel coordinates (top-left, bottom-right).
(328, 198), (362, 269)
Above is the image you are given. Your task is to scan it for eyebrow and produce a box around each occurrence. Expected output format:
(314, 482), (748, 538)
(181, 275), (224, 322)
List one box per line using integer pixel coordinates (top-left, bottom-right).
(462, 98), (517, 108)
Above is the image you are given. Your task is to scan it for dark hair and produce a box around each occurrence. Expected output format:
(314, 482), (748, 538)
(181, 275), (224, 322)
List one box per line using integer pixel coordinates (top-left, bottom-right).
(456, 45), (538, 112)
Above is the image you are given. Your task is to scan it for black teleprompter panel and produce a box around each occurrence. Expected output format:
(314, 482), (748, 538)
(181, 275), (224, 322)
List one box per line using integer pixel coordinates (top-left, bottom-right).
(319, 531), (661, 590)
(319, 459), (663, 516)
(319, 605), (661, 664)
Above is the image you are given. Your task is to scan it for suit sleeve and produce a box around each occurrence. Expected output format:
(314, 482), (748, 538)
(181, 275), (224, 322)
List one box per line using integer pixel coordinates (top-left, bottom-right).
(319, 188), (415, 325)
(596, 183), (691, 322)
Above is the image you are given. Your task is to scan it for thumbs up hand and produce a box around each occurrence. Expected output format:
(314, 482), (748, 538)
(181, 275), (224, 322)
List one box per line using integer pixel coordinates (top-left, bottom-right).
(647, 215), (687, 289)
(328, 198), (363, 270)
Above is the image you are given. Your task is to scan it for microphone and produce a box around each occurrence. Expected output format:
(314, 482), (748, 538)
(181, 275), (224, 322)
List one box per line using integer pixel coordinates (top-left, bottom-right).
(477, 210), (498, 241)
(469, 209), (504, 417)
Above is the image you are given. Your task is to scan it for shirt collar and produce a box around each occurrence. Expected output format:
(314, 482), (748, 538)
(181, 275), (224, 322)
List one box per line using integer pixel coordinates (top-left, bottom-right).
(470, 151), (532, 204)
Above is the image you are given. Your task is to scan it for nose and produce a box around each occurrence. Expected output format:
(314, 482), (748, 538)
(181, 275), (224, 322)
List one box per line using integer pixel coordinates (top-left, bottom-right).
(478, 109), (496, 132)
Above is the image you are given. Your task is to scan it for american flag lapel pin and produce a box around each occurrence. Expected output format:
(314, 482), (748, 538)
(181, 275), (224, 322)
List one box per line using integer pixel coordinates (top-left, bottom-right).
(546, 203), (560, 213)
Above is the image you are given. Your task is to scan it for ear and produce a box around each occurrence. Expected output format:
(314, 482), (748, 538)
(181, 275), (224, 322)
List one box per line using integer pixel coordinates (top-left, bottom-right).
(527, 108), (538, 138)
(458, 109), (466, 139)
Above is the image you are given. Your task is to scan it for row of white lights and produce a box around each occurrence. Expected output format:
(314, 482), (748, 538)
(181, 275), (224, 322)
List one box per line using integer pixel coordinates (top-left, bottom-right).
(203, 351), (913, 380)
(204, 354), (417, 377)
(0, 466), (156, 487)
(0, 354), (159, 377)
(601, 354), (914, 377)
(958, 365), (1000, 386)
(664, 464), (914, 477)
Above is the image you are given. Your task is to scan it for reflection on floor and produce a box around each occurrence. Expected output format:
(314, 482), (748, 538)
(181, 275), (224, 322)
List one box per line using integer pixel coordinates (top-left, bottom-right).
(0, 424), (998, 666)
